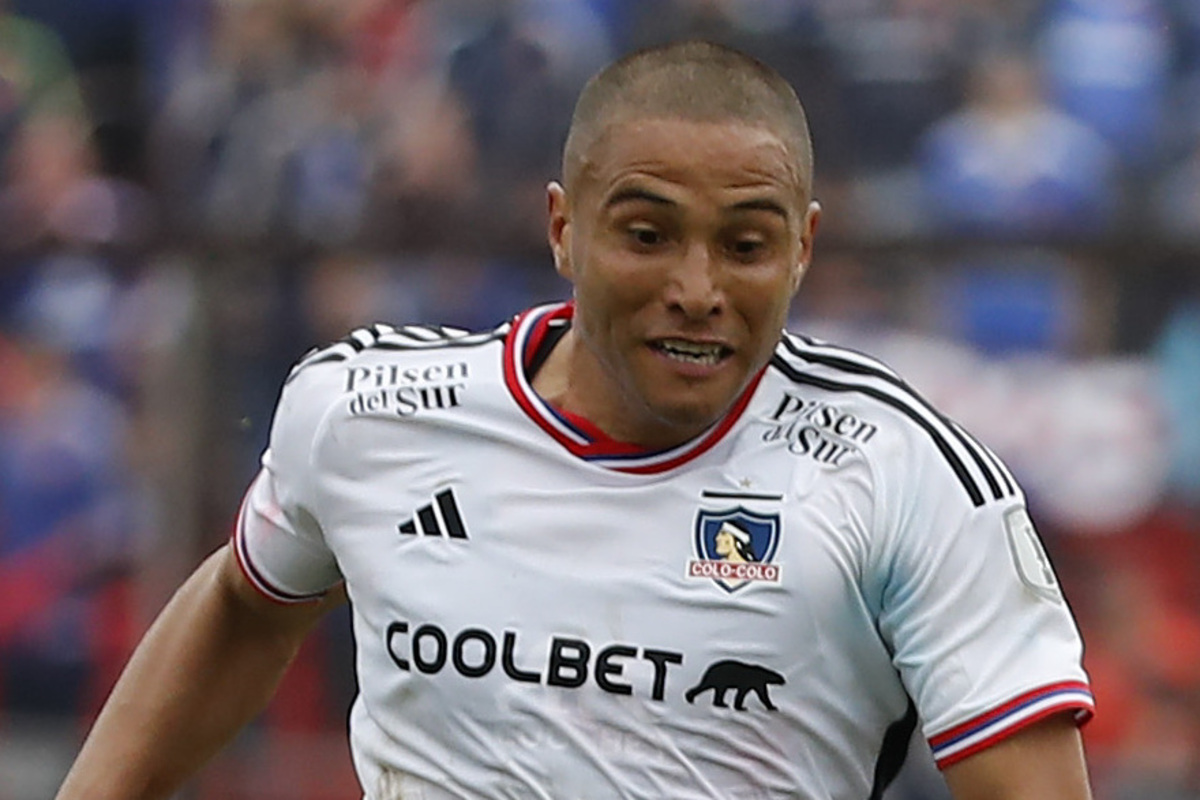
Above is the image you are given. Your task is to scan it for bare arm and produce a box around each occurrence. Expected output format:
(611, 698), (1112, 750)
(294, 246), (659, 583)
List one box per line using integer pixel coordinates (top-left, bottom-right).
(55, 543), (346, 800)
(943, 713), (1093, 800)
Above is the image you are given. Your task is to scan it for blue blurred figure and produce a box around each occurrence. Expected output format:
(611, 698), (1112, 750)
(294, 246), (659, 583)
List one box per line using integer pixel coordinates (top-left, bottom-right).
(919, 49), (1118, 237)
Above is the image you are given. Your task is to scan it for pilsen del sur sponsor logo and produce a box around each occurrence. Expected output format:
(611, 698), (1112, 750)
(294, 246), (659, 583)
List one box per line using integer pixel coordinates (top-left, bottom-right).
(688, 507), (781, 593)
(762, 393), (878, 466)
(344, 361), (469, 417)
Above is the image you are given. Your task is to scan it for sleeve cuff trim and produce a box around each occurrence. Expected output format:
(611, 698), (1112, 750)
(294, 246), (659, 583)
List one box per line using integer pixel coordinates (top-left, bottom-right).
(232, 501), (329, 606)
(929, 681), (1094, 768)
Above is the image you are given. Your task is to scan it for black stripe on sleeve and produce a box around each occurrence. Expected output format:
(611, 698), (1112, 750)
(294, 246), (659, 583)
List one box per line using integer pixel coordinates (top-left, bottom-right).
(284, 322), (508, 384)
(283, 351), (347, 385)
(372, 327), (507, 351)
(951, 420), (1015, 497)
(779, 336), (1012, 503)
(771, 355), (986, 507)
(342, 328), (374, 352)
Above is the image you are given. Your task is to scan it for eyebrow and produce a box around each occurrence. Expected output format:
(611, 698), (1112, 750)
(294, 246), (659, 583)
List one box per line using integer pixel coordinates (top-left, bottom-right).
(603, 186), (675, 210)
(602, 186), (791, 221)
(730, 197), (791, 221)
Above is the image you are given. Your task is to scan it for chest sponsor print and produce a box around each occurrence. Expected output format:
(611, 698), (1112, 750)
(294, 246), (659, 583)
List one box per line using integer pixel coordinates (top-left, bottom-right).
(688, 507), (782, 593)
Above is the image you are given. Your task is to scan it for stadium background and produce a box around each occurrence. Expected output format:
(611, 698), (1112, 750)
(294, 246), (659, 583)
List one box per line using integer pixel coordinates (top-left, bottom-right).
(0, 0), (1197, 797)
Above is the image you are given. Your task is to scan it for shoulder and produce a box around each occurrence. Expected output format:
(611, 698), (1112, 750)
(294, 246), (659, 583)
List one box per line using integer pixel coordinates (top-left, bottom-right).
(767, 331), (1018, 510)
(285, 320), (510, 393)
(270, 320), (512, 450)
(286, 321), (510, 384)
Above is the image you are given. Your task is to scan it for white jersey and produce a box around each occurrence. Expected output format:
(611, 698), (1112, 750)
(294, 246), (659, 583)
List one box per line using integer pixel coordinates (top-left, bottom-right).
(235, 302), (1093, 800)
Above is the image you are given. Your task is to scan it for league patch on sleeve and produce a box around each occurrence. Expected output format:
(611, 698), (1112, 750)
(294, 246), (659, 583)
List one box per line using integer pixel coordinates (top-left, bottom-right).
(1004, 506), (1061, 601)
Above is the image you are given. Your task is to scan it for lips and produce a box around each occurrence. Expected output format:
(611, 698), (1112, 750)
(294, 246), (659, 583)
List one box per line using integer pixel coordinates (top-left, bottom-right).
(651, 338), (733, 366)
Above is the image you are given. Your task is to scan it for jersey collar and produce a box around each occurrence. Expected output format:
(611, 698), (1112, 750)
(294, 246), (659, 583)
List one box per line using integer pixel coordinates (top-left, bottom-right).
(502, 302), (762, 474)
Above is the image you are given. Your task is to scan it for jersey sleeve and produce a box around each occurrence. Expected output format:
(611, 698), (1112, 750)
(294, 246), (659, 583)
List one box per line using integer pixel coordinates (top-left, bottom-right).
(232, 359), (344, 604)
(869, 422), (1094, 769)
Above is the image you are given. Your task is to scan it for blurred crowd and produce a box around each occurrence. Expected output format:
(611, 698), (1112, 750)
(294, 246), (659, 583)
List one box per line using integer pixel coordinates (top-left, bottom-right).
(0, 0), (1198, 798)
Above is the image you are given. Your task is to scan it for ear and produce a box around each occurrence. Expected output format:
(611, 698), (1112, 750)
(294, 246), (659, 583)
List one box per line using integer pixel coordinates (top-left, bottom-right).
(792, 199), (822, 294)
(547, 181), (574, 281)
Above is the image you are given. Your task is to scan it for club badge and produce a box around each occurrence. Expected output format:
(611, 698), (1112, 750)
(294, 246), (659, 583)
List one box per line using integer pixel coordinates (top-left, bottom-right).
(689, 507), (782, 593)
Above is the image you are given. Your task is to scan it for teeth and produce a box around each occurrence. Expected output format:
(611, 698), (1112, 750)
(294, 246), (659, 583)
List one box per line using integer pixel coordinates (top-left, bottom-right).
(658, 339), (725, 365)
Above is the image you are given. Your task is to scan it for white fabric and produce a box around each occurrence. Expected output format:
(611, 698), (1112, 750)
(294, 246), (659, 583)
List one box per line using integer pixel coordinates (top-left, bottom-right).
(236, 304), (1091, 800)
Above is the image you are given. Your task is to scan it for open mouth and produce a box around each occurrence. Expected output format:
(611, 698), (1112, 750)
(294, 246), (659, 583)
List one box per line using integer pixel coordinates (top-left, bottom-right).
(652, 338), (732, 366)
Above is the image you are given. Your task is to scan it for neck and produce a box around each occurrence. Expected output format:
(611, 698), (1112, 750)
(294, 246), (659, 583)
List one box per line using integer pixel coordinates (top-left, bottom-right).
(530, 328), (705, 450)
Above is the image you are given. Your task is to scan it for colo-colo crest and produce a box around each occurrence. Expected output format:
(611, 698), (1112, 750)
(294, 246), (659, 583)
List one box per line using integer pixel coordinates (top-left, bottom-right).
(689, 507), (781, 592)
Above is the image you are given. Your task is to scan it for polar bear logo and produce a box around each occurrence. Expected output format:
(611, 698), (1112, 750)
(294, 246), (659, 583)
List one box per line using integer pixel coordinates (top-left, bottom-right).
(684, 660), (785, 711)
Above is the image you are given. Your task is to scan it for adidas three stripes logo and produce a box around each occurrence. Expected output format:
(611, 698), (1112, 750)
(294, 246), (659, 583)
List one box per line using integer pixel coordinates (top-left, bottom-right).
(399, 489), (469, 539)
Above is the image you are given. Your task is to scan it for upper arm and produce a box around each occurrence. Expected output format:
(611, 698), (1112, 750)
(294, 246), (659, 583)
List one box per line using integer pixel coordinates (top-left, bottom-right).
(943, 712), (1093, 800)
(218, 543), (347, 637)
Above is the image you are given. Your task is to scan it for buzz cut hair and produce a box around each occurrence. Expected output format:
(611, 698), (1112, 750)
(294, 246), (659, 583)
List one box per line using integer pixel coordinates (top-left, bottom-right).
(562, 40), (814, 199)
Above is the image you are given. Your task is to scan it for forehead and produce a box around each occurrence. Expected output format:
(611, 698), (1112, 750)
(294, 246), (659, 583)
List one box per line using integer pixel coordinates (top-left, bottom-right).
(573, 117), (806, 208)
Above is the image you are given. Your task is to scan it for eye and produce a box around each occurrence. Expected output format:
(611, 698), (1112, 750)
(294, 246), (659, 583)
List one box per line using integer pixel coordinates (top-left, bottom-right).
(728, 235), (768, 261)
(628, 225), (663, 247)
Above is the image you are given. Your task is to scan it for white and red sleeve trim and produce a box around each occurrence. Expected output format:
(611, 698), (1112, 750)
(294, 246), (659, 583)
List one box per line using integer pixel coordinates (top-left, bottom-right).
(928, 681), (1095, 769)
(232, 493), (332, 605)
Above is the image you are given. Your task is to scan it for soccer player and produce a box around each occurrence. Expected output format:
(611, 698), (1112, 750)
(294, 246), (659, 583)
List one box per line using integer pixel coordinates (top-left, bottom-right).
(56, 41), (1095, 800)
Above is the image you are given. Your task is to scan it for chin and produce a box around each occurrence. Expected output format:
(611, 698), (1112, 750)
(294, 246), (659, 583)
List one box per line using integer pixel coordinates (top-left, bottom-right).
(625, 372), (745, 444)
(648, 398), (728, 439)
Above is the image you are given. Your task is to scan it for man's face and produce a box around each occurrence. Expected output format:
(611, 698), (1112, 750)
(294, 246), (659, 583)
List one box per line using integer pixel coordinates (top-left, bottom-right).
(547, 117), (820, 448)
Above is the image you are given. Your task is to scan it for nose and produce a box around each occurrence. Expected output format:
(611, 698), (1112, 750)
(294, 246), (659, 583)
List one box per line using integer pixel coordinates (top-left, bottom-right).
(664, 242), (723, 320)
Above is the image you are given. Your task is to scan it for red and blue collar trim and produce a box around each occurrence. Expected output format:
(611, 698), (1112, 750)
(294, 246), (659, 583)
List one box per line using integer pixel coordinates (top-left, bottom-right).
(503, 302), (762, 474)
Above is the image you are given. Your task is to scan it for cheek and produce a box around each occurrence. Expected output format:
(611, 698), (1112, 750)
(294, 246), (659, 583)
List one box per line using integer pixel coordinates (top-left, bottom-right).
(737, 280), (792, 329)
(733, 288), (793, 360)
(569, 274), (627, 349)
(577, 257), (658, 317)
